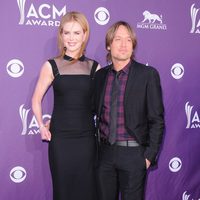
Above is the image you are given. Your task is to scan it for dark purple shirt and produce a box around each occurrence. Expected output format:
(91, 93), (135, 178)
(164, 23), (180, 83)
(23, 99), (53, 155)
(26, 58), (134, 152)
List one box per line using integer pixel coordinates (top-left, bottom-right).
(99, 62), (135, 141)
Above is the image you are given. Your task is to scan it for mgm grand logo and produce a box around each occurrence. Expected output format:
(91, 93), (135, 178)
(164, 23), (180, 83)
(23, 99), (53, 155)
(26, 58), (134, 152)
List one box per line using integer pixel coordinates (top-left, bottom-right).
(137, 10), (167, 30)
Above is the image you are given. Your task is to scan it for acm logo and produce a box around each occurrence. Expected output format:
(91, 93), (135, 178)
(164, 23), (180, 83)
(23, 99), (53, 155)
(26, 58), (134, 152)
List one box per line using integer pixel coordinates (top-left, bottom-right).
(182, 191), (200, 200)
(19, 104), (51, 135)
(185, 102), (200, 129)
(17, 0), (66, 26)
(190, 4), (200, 34)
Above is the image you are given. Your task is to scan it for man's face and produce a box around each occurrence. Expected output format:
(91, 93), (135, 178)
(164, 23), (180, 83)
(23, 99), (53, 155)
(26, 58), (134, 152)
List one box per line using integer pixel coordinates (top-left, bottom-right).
(109, 25), (133, 63)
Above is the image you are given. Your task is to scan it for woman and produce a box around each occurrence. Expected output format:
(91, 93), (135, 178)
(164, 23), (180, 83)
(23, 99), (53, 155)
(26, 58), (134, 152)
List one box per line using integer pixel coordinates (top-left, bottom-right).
(32, 11), (100, 200)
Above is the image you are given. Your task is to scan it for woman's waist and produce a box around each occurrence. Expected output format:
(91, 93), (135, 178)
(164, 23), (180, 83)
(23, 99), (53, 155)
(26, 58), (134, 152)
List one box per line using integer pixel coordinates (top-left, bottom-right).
(52, 107), (93, 113)
(49, 128), (96, 138)
(51, 112), (94, 121)
(50, 115), (95, 129)
(53, 102), (91, 109)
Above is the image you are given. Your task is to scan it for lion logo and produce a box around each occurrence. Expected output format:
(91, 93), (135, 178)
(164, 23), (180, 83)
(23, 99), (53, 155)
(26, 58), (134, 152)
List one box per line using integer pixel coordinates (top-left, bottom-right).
(142, 10), (162, 23)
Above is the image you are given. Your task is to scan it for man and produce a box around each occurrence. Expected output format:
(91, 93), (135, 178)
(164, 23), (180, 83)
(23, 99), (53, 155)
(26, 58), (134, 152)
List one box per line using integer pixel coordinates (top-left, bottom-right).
(94, 21), (165, 200)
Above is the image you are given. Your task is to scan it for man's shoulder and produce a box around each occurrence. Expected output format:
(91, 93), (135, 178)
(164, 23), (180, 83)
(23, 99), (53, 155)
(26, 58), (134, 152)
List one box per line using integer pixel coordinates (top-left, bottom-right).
(96, 65), (110, 76)
(132, 60), (158, 73)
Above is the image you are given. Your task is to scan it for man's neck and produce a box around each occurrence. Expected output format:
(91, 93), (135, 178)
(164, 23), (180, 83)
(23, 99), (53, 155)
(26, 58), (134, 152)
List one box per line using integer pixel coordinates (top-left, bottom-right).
(112, 59), (131, 71)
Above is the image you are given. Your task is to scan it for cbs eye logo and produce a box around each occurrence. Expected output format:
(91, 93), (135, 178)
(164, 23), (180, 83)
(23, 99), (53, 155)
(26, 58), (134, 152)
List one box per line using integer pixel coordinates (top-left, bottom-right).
(6, 59), (24, 78)
(171, 63), (184, 79)
(169, 157), (182, 172)
(10, 166), (27, 183)
(94, 7), (110, 25)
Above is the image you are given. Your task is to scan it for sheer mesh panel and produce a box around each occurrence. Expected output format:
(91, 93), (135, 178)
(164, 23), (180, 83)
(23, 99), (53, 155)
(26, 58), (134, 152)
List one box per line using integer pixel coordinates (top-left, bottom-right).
(54, 58), (93, 75)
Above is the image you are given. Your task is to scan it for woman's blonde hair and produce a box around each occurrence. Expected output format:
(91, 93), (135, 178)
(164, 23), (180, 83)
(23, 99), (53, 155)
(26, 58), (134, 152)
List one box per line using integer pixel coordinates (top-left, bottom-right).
(57, 11), (90, 58)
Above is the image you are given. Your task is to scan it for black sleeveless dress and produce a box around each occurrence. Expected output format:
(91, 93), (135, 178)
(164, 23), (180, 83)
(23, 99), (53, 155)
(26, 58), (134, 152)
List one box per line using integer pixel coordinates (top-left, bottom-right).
(48, 55), (98, 200)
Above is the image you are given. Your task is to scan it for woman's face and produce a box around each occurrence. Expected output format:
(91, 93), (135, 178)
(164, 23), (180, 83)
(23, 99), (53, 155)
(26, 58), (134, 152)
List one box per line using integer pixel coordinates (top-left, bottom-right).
(61, 21), (86, 58)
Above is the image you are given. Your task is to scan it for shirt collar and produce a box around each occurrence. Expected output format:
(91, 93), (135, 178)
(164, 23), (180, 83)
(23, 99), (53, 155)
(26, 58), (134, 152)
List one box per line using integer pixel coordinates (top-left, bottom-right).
(110, 61), (131, 75)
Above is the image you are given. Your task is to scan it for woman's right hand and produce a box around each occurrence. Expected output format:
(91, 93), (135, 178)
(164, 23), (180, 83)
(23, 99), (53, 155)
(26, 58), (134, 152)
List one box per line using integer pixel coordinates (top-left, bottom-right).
(39, 124), (51, 141)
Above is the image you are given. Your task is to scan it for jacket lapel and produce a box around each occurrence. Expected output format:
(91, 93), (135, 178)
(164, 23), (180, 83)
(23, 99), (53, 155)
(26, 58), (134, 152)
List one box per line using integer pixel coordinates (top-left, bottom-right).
(124, 60), (138, 105)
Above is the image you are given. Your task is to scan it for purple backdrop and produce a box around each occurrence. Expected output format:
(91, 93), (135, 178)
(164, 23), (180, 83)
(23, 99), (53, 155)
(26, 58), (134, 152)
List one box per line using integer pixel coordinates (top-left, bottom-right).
(0, 0), (200, 199)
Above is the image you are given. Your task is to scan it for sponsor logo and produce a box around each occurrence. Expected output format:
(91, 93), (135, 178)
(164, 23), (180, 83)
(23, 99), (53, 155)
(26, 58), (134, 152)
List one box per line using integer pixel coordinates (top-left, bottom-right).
(183, 191), (191, 200)
(137, 10), (167, 30)
(182, 191), (200, 200)
(185, 102), (200, 129)
(17, 0), (66, 26)
(171, 63), (184, 79)
(6, 59), (24, 78)
(94, 7), (110, 25)
(169, 157), (182, 172)
(19, 104), (51, 135)
(10, 166), (26, 183)
(190, 4), (200, 34)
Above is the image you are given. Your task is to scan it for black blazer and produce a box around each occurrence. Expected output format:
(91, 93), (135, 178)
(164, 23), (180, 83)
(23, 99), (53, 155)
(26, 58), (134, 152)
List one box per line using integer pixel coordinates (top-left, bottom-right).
(94, 60), (165, 164)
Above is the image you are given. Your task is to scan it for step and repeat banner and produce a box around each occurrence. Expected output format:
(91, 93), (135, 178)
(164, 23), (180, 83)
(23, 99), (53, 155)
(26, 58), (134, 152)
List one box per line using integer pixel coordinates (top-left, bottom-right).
(0, 0), (199, 199)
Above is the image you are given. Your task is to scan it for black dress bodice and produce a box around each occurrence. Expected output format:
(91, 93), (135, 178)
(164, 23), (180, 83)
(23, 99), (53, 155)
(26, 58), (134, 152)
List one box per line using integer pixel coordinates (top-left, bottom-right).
(49, 55), (97, 137)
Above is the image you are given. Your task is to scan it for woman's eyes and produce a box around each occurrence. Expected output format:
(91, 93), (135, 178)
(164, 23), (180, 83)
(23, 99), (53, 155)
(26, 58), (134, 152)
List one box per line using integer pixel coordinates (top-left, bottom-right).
(63, 31), (80, 35)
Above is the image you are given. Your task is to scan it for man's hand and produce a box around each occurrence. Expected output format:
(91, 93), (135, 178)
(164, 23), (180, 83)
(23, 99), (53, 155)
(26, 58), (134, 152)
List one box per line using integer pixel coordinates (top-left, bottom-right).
(145, 158), (151, 169)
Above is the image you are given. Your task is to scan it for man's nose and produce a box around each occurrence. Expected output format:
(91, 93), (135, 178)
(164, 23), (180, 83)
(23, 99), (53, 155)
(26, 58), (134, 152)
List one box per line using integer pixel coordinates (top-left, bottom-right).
(121, 39), (126, 47)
